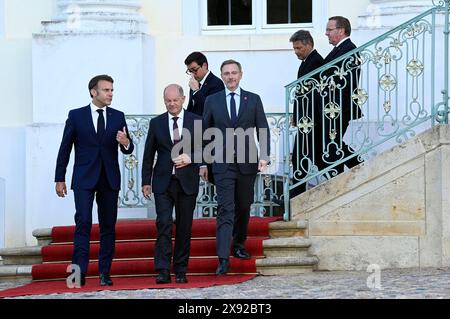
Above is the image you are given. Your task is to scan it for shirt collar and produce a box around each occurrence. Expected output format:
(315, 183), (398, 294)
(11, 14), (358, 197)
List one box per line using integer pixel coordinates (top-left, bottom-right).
(200, 71), (211, 86)
(303, 49), (316, 62)
(225, 87), (241, 97)
(169, 108), (185, 120)
(336, 37), (350, 48)
(90, 102), (107, 113)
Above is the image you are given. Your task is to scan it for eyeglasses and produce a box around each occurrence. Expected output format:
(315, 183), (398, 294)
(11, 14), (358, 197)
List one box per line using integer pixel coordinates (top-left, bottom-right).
(185, 66), (202, 75)
(326, 27), (341, 32)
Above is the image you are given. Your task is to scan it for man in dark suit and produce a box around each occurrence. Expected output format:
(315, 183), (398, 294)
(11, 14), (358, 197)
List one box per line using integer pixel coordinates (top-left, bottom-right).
(202, 60), (270, 275)
(289, 30), (324, 197)
(141, 84), (202, 284)
(323, 16), (363, 174)
(55, 75), (134, 287)
(185, 52), (225, 185)
(185, 51), (225, 116)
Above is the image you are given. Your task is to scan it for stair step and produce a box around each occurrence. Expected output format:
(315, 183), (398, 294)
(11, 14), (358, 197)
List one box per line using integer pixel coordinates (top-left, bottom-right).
(256, 256), (319, 275)
(0, 265), (32, 280)
(0, 247), (42, 265)
(269, 220), (308, 238)
(263, 237), (312, 258)
(32, 228), (52, 246)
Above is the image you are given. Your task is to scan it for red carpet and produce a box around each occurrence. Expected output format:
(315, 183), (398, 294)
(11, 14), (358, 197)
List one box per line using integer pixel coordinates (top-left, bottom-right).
(0, 217), (280, 298)
(0, 275), (256, 298)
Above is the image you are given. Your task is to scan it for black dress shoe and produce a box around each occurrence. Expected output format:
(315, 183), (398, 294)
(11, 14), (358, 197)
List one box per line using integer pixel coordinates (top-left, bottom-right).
(234, 248), (251, 259)
(215, 258), (229, 276)
(99, 273), (113, 286)
(80, 274), (86, 287)
(175, 273), (188, 284)
(156, 270), (171, 284)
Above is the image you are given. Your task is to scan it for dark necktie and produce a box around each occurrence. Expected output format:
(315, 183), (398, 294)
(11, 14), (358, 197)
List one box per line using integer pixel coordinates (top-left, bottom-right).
(97, 109), (105, 140)
(230, 92), (237, 127)
(172, 117), (181, 176)
(173, 117), (180, 144)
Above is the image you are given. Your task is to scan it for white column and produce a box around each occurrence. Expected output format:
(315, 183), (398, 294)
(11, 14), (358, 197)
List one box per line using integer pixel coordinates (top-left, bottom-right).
(358, 0), (434, 28)
(26, 0), (154, 244)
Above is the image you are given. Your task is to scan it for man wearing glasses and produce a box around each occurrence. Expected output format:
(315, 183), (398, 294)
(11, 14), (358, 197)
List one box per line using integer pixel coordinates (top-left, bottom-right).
(322, 16), (363, 174)
(184, 51), (225, 116)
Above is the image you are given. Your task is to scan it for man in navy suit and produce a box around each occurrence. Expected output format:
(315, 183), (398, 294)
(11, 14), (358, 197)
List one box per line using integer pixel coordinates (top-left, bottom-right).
(184, 51), (225, 116)
(141, 84), (202, 284)
(55, 75), (134, 287)
(202, 60), (270, 275)
(323, 16), (363, 174)
(290, 30), (325, 197)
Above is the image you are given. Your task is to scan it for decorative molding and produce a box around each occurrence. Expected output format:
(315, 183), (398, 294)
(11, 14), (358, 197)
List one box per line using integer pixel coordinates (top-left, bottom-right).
(39, 0), (148, 34)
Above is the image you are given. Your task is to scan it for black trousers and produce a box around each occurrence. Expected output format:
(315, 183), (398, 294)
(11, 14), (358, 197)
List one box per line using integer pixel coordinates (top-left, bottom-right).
(153, 176), (197, 273)
(214, 164), (256, 259)
(320, 119), (362, 175)
(72, 165), (118, 275)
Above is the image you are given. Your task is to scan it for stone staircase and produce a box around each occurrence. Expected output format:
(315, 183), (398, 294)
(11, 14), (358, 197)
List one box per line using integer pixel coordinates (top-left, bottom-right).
(0, 220), (319, 280)
(0, 228), (50, 281)
(256, 220), (319, 275)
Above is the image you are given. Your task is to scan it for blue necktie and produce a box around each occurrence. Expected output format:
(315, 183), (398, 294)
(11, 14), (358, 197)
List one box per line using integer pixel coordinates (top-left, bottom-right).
(230, 92), (237, 127)
(97, 109), (105, 140)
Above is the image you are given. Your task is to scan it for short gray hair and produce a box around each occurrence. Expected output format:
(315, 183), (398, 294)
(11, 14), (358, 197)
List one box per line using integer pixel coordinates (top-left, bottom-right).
(163, 84), (184, 98)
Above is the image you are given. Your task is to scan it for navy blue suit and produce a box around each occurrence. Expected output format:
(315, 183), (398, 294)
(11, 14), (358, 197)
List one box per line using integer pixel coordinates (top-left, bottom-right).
(187, 72), (225, 116)
(55, 105), (134, 275)
(203, 89), (270, 259)
(141, 110), (202, 273)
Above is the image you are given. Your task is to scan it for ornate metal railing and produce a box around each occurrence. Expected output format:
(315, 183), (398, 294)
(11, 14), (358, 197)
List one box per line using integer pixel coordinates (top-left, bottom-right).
(282, 0), (450, 220)
(119, 113), (290, 219)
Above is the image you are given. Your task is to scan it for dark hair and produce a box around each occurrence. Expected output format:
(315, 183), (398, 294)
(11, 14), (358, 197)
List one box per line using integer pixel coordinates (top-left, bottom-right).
(184, 51), (208, 68)
(88, 75), (114, 98)
(329, 16), (351, 36)
(220, 59), (242, 73)
(289, 30), (314, 47)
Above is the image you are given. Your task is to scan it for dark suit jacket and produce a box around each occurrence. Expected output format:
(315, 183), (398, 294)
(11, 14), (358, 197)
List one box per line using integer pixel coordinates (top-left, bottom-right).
(294, 49), (325, 125)
(186, 72), (225, 116)
(324, 38), (362, 121)
(203, 89), (270, 175)
(141, 110), (202, 195)
(55, 105), (134, 190)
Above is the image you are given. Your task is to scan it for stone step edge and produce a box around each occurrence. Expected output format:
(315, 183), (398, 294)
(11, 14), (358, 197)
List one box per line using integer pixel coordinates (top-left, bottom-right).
(255, 256), (319, 267)
(269, 220), (308, 231)
(0, 246), (42, 257)
(0, 265), (33, 279)
(263, 237), (311, 249)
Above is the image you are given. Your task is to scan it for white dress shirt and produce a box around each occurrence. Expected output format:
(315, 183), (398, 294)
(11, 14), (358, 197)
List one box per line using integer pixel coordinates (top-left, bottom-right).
(90, 103), (108, 133)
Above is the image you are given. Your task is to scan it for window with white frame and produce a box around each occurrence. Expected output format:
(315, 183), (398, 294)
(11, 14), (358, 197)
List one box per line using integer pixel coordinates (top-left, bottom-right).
(202, 0), (315, 32)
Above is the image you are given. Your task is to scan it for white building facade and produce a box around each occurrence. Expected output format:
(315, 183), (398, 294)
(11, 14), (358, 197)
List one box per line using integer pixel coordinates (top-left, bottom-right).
(0, 0), (437, 247)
